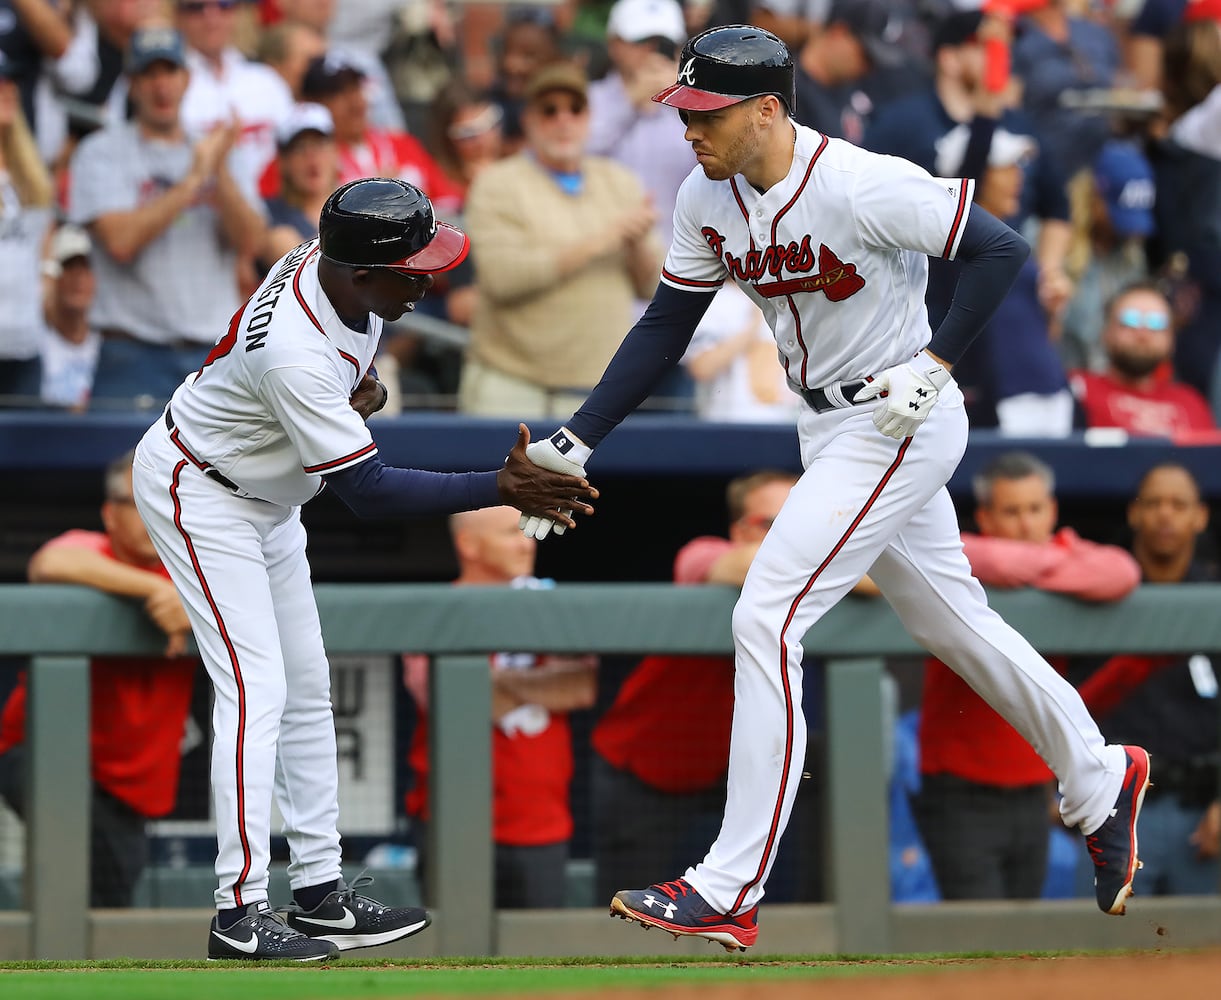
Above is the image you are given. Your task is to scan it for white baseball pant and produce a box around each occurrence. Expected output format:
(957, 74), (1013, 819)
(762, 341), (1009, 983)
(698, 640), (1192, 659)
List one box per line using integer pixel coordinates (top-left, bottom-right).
(685, 384), (1127, 915)
(133, 421), (343, 908)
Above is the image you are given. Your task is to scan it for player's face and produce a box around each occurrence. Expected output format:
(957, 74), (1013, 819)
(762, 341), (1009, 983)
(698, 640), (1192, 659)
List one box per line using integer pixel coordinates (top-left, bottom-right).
(1128, 467), (1208, 561)
(1103, 289), (1174, 379)
(679, 101), (762, 181)
(353, 268), (435, 321)
(975, 474), (1057, 544)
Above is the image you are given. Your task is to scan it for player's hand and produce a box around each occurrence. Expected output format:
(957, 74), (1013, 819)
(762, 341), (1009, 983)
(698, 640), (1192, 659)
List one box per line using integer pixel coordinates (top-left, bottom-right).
(518, 425), (593, 540)
(145, 580), (191, 657)
(350, 372), (389, 420)
(499, 424), (597, 539)
(856, 350), (953, 440)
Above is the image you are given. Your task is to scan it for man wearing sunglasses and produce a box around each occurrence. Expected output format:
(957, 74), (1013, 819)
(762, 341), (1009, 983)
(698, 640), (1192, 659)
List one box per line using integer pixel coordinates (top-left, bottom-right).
(1069, 280), (1217, 439)
(459, 62), (663, 418)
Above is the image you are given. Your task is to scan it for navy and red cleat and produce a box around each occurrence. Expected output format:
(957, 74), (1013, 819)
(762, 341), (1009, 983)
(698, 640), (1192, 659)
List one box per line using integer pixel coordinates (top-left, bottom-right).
(610, 877), (759, 952)
(1086, 745), (1152, 915)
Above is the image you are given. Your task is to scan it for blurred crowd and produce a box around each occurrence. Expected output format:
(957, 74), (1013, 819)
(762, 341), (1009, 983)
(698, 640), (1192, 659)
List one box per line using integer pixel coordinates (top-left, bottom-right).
(0, 0), (1218, 439)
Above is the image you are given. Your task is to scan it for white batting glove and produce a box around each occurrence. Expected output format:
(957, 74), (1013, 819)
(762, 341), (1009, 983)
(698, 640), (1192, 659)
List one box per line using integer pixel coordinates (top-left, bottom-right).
(519, 427), (592, 541)
(855, 351), (953, 441)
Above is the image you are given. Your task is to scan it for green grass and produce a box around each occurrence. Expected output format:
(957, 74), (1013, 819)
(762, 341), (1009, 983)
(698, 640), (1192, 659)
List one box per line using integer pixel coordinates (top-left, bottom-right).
(0, 954), (967, 1000)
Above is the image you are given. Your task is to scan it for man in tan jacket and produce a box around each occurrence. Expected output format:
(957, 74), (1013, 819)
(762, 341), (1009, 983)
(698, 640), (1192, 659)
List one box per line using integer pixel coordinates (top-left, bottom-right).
(459, 61), (664, 417)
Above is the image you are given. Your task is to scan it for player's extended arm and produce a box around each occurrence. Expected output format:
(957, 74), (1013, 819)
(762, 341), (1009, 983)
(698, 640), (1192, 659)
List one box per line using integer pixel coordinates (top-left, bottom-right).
(325, 424), (597, 523)
(517, 283), (715, 540)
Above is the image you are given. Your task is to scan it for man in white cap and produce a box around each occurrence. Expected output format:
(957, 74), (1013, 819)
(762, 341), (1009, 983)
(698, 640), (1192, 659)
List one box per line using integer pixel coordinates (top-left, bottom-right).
(40, 225), (100, 411)
(587, 0), (695, 248)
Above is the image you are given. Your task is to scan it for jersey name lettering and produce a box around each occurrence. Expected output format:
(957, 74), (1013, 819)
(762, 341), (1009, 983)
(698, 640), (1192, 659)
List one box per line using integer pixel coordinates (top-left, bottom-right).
(700, 226), (866, 302)
(245, 242), (314, 352)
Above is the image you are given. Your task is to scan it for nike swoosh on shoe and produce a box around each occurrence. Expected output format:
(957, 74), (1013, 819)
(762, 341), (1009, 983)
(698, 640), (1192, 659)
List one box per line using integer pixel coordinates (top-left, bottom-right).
(212, 931), (260, 953)
(295, 908), (357, 930)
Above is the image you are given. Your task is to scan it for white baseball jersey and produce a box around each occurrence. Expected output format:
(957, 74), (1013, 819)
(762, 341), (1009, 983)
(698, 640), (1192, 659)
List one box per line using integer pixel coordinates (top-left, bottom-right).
(165, 240), (381, 507)
(661, 125), (974, 390)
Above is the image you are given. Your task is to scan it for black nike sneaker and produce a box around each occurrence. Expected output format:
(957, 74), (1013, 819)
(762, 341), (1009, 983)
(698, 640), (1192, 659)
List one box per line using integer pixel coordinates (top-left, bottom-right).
(207, 900), (339, 961)
(282, 875), (432, 952)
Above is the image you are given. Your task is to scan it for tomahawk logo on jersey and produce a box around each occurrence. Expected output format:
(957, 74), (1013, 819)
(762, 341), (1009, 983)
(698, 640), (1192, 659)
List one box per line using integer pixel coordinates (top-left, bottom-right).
(662, 126), (973, 391)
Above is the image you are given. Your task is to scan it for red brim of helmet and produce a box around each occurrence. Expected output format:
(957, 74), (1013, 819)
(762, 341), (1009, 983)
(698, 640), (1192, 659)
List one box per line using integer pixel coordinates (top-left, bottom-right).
(652, 83), (743, 111)
(383, 221), (470, 275)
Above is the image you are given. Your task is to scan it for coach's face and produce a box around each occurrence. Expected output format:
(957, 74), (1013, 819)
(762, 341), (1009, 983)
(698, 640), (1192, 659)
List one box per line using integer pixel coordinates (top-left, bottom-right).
(353, 267), (434, 321)
(680, 97), (766, 182)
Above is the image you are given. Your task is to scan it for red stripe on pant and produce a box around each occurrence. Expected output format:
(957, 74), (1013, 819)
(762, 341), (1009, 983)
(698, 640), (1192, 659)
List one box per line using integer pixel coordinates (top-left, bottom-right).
(730, 436), (912, 914)
(169, 459), (253, 905)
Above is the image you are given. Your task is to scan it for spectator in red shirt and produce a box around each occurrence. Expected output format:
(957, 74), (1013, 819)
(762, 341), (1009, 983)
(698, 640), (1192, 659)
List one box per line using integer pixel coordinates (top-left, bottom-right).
(916, 451), (1140, 900)
(0, 449), (197, 906)
(403, 505), (596, 909)
(259, 52), (461, 215)
(1070, 281), (1218, 439)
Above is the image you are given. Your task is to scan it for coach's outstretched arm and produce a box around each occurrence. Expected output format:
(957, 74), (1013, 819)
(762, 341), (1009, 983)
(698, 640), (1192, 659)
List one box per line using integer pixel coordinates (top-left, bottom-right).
(325, 424), (597, 526)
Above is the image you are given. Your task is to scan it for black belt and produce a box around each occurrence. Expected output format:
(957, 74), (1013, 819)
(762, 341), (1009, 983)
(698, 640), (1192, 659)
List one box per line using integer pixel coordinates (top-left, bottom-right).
(164, 408), (242, 493)
(799, 379), (869, 413)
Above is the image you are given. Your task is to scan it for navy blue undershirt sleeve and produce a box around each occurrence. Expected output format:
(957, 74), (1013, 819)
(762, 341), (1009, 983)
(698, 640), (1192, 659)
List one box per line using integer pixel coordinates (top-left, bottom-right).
(927, 206), (1031, 366)
(566, 281), (716, 448)
(325, 458), (501, 518)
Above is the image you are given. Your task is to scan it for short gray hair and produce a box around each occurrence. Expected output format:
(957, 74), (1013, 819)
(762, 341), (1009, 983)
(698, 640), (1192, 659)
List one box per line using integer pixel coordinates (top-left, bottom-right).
(104, 449), (137, 501)
(972, 451), (1054, 508)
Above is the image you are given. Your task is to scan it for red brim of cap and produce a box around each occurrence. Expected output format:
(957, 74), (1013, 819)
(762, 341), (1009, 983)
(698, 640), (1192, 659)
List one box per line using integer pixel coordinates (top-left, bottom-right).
(652, 83), (743, 111)
(384, 222), (470, 275)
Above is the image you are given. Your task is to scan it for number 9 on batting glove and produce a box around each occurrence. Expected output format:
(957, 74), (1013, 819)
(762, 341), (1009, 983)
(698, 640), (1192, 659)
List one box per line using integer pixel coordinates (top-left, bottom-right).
(520, 427), (592, 541)
(855, 351), (953, 441)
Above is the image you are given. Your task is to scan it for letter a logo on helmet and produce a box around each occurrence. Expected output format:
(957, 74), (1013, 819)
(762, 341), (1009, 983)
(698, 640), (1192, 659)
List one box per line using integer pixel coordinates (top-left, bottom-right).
(652, 24), (795, 116)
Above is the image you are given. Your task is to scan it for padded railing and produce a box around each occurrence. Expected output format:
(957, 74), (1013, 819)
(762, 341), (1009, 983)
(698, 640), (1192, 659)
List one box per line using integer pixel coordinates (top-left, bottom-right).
(1, 582), (1220, 958)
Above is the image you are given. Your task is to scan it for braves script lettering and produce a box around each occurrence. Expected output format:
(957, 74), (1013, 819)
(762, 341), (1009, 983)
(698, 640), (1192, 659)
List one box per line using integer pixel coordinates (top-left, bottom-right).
(700, 226), (865, 301)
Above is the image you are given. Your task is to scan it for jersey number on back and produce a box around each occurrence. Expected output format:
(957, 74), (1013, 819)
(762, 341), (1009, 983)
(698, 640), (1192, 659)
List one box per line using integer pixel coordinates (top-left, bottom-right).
(197, 306), (243, 377)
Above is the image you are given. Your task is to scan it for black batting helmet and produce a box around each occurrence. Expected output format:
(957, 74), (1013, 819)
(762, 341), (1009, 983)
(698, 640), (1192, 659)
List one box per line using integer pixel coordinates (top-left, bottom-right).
(653, 24), (795, 115)
(319, 177), (470, 275)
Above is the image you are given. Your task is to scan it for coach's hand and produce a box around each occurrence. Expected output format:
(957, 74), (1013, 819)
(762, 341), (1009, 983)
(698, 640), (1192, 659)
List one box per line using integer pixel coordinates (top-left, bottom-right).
(856, 351), (953, 441)
(500, 424), (597, 538)
(350, 373), (389, 420)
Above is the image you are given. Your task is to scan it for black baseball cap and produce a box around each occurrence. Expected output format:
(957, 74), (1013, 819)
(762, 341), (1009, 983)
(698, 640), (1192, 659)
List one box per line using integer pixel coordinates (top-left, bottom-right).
(932, 9), (984, 53)
(301, 53), (365, 100)
(827, 0), (905, 68)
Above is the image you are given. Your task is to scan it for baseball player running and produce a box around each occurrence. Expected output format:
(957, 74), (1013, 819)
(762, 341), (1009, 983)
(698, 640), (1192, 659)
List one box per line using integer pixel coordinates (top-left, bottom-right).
(520, 26), (1151, 952)
(132, 178), (597, 961)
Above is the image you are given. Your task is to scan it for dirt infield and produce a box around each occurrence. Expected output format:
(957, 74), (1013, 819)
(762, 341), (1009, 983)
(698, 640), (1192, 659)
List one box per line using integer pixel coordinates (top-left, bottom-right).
(537, 950), (1220, 1000)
